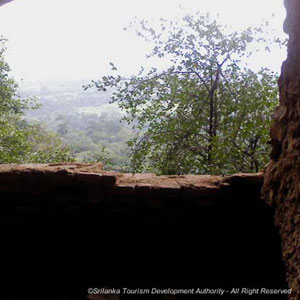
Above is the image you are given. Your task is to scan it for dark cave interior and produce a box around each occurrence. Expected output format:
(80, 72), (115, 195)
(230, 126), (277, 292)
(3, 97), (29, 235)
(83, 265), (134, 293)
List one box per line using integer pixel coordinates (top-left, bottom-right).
(0, 166), (288, 300)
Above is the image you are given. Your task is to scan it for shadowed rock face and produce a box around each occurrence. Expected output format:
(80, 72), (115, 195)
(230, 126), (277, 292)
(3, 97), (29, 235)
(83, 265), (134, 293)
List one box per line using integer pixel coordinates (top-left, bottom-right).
(0, 164), (287, 300)
(262, 1), (300, 299)
(0, 163), (263, 218)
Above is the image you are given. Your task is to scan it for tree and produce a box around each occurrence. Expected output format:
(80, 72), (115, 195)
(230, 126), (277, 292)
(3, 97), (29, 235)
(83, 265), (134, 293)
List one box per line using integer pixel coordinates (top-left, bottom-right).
(89, 13), (281, 175)
(0, 38), (74, 163)
(80, 146), (113, 170)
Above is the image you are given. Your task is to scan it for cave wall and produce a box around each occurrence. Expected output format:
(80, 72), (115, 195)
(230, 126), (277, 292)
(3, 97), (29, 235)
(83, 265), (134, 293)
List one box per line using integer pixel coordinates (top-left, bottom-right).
(262, 0), (300, 299)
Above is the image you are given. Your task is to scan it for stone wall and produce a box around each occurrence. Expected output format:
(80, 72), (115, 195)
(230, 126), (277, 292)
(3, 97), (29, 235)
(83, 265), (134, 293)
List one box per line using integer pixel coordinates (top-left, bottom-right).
(262, 1), (300, 299)
(0, 163), (287, 300)
(0, 163), (262, 222)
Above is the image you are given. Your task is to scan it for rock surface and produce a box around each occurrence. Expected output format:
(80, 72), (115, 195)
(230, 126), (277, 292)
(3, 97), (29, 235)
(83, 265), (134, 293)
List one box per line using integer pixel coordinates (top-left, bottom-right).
(0, 163), (263, 216)
(262, 0), (300, 299)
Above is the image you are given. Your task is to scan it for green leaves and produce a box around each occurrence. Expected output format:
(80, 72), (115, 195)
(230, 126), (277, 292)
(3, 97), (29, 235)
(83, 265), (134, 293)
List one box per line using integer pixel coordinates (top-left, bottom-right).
(89, 13), (281, 175)
(0, 40), (74, 164)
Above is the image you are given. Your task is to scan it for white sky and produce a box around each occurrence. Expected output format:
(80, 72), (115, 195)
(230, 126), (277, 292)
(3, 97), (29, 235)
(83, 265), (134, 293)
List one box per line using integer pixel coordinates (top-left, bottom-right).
(0, 0), (287, 84)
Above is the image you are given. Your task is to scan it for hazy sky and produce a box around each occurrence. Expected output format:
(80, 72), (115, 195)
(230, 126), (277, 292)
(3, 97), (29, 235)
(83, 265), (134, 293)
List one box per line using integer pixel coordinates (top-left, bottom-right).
(0, 0), (287, 84)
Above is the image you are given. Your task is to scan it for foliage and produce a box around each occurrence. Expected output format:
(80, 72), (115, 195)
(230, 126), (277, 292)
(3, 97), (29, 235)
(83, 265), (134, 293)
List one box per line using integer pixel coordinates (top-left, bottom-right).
(22, 80), (134, 171)
(80, 146), (113, 169)
(0, 118), (74, 163)
(0, 38), (74, 163)
(54, 112), (133, 171)
(90, 13), (280, 175)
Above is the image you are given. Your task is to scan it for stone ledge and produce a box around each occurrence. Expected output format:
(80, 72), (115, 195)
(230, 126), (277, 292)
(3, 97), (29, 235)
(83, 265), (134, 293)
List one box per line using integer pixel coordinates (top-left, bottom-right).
(0, 163), (263, 201)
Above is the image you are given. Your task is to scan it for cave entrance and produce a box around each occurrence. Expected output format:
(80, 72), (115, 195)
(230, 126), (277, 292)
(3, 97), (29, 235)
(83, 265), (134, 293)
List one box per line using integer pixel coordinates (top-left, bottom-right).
(0, 0), (289, 299)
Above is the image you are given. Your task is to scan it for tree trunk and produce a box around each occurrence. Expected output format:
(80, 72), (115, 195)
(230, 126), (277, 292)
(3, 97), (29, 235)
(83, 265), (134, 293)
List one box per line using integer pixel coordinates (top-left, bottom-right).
(208, 91), (214, 165)
(262, 0), (300, 299)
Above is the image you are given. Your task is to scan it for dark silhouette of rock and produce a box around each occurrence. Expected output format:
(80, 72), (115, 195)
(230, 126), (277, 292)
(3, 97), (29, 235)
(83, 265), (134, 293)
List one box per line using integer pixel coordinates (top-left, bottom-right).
(0, 163), (287, 299)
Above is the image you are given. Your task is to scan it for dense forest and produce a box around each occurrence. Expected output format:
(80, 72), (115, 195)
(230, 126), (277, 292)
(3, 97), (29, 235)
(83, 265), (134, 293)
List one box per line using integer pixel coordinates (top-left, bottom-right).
(21, 81), (135, 171)
(1, 13), (285, 174)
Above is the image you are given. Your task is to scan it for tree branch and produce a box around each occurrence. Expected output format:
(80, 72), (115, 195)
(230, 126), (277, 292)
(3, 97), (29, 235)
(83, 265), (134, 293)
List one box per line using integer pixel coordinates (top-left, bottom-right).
(175, 71), (210, 92)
